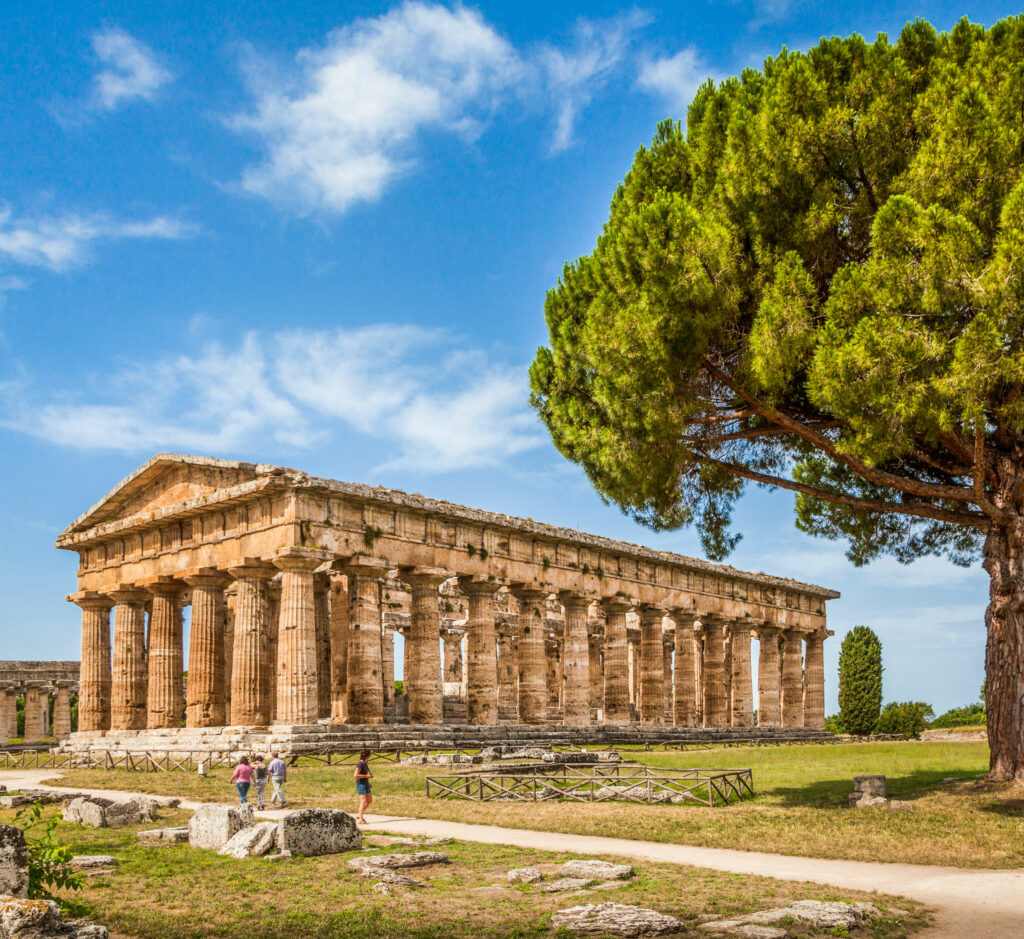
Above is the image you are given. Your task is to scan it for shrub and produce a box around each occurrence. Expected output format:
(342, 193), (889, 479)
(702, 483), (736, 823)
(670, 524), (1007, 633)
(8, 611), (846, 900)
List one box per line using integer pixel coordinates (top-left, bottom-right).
(13, 804), (81, 904)
(875, 701), (934, 738)
(931, 702), (986, 728)
(824, 713), (846, 734)
(838, 626), (883, 735)
(393, 679), (404, 697)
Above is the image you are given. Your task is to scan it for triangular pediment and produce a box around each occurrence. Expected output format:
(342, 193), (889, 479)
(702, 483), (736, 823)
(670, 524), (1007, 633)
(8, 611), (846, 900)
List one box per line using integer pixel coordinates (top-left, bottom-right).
(60, 454), (271, 536)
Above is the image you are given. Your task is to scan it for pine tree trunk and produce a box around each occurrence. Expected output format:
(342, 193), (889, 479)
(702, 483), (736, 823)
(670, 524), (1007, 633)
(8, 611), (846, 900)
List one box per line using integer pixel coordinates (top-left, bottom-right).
(983, 519), (1024, 781)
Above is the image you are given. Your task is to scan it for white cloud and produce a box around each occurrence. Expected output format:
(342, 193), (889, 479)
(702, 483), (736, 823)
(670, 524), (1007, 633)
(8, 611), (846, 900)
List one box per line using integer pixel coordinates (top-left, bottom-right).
(0, 207), (193, 272)
(637, 47), (716, 116)
(231, 2), (523, 214)
(2, 325), (545, 473)
(91, 28), (173, 111)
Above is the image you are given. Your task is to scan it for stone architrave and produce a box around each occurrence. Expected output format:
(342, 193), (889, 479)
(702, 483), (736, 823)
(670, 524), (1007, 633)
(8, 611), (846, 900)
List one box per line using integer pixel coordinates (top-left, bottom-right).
(510, 586), (548, 725)
(756, 624), (782, 726)
(273, 548), (330, 726)
(638, 605), (665, 726)
(600, 599), (632, 724)
(328, 573), (349, 723)
(314, 573), (332, 719)
(343, 556), (388, 724)
(672, 611), (697, 727)
(803, 630), (827, 729)
(781, 630), (805, 727)
(559, 593), (592, 726)
(496, 624), (518, 721)
(459, 576), (502, 725)
(701, 614), (729, 727)
(227, 560), (276, 727)
(108, 586), (149, 730)
(662, 635), (674, 722)
(181, 569), (231, 728)
(22, 684), (45, 743)
(265, 580), (281, 723)
(52, 683), (72, 740)
(70, 592), (113, 732)
(144, 577), (186, 730)
(587, 625), (604, 714)
(729, 619), (754, 727)
(403, 568), (448, 725)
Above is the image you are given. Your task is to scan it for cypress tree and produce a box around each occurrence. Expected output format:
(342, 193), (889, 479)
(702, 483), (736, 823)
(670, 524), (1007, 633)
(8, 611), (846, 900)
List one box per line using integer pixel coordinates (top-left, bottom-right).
(838, 627), (883, 735)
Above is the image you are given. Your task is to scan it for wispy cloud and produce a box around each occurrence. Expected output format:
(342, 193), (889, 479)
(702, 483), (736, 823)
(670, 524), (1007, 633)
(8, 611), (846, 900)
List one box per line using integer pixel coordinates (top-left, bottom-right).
(2, 325), (546, 473)
(0, 207), (193, 272)
(637, 47), (718, 117)
(91, 28), (173, 111)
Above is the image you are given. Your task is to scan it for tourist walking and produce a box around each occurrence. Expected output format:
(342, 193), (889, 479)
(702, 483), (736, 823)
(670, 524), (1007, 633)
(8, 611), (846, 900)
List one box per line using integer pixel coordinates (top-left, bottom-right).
(268, 752), (288, 808)
(253, 755), (268, 810)
(355, 749), (373, 824)
(229, 756), (255, 805)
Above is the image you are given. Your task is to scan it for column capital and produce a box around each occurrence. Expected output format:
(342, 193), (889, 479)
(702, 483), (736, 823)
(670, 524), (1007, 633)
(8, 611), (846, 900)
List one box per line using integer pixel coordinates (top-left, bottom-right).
(106, 585), (149, 605)
(671, 607), (699, 625)
(599, 596), (632, 615)
(510, 583), (550, 603)
(457, 575), (504, 595)
(340, 555), (390, 579)
(68, 590), (113, 611)
(755, 621), (782, 639)
(558, 591), (595, 610)
(273, 546), (332, 573)
(401, 566), (450, 588)
(313, 570), (332, 589)
(638, 603), (666, 625)
(141, 575), (187, 598)
(180, 567), (234, 589)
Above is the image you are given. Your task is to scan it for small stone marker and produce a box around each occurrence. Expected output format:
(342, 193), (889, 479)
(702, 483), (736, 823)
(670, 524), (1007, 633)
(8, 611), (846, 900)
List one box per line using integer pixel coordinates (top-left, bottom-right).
(849, 775), (887, 807)
(549, 902), (683, 936)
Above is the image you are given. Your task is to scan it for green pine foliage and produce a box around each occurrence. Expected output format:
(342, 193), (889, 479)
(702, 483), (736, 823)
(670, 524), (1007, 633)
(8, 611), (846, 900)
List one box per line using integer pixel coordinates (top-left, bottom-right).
(838, 626), (883, 735)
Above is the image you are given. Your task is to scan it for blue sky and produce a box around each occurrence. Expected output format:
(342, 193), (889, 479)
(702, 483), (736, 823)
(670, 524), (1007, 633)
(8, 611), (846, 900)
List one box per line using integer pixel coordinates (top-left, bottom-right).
(1, 0), (1007, 713)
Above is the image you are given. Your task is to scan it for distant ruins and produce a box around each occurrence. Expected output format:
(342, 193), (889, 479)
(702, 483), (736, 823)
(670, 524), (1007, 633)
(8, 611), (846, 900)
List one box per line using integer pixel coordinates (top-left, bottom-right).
(55, 455), (838, 752)
(0, 661), (79, 744)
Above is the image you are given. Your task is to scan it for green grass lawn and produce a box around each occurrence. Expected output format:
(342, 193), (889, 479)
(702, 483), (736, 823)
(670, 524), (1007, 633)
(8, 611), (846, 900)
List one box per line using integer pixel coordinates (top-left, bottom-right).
(6, 805), (928, 939)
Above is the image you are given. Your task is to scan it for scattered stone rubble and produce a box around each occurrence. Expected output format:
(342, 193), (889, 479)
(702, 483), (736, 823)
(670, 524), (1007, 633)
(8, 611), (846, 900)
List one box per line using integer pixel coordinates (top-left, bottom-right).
(549, 903), (682, 936)
(700, 900), (885, 934)
(62, 796), (160, 829)
(348, 852), (449, 872)
(188, 805), (362, 859)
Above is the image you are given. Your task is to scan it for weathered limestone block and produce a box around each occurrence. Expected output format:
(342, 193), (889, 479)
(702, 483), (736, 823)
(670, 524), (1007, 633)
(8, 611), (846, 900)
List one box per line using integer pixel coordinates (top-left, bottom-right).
(103, 798), (159, 827)
(218, 822), (278, 859)
(69, 856), (118, 870)
(700, 899), (881, 932)
(0, 825), (28, 898)
(188, 804), (253, 850)
(549, 903), (683, 936)
(539, 877), (593, 893)
(63, 798), (110, 829)
(559, 860), (633, 881)
(348, 851), (448, 871)
(277, 809), (361, 857)
(0, 896), (109, 938)
(849, 775), (888, 807)
(507, 867), (544, 884)
(365, 869), (423, 888)
(137, 827), (189, 843)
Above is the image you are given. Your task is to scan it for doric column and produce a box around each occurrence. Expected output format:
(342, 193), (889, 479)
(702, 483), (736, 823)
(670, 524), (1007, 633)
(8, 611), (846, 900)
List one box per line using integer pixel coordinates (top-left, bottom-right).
(227, 559), (276, 727)
(181, 569), (231, 728)
(273, 547), (329, 726)
(328, 573), (349, 722)
(313, 573), (331, 719)
(639, 604), (666, 725)
(382, 621), (395, 709)
(143, 578), (186, 729)
(458, 576), (501, 725)
(343, 556), (388, 724)
(628, 632), (641, 709)
(23, 683), (45, 742)
(70, 591), (113, 732)
(587, 625), (604, 715)
(497, 623), (518, 721)
(0, 685), (15, 742)
(729, 618), (754, 727)
(442, 627), (465, 693)
(403, 567), (447, 725)
(108, 585), (149, 730)
(511, 586), (548, 725)
(756, 623), (782, 726)
(672, 611), (697, 727)
(52, 682), (72, 740)
(662, 634), (674, 722)
(223, 584), (236, 723)
(781, 629), (805, 727)
(265, 580), (281, 723)
(600, 598), (631, 724)
(693, 625), (705, 726)
(802, 629), (827, 729)
(701, 613), (729, 727)
(557, 593), (591, 725)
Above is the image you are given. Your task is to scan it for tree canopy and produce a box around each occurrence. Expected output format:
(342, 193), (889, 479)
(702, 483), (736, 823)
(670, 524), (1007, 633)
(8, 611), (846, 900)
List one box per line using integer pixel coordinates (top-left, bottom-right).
(530, 16), (1024, 567)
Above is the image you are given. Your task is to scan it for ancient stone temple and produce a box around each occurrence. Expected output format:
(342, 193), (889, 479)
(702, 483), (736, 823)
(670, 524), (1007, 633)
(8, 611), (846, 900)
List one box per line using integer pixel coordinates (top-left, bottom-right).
(56, 455), (837, 753)
(0, 662), (79, 745)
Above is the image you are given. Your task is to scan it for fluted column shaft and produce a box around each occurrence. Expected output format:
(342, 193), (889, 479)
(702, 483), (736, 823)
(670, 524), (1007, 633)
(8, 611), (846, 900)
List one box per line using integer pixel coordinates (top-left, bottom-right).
(729, 621), (754, 727)
(328, 574), (349, 722)
(497, 627), (518, 720)
(588, 632), (604, 714)
(443, 631), (464, 686)
(265, 582), (281, 722)
(803, 631), (826, 729)
(23, 685), (45, 742)
(639, 605), (666, 726)
(229, 562), (275, 726)
(781, 630), (805, 727)
(145, 580), (185, 729)
(274, 549), (327, 726)
(757, 625), (782, 726)
(344, 557), (387, 724)
(702, 615), (729, 727)
(673, 613), (697, 727)
(600, 599), (631, 724)
(52, 685), (72, 740)
(72, 593), (113, 732)
(183, 571), (230, 728)
(693, 629), (704, 725)
(629, 637), (641, 708)
(313, 573), (331, 719)
(223, 588), (236, 723)
(559, 593), (591, 725)
(382, 624), (395, 708)
(512, 587), (548, 724)
(459, 577), (501, 725)
(663, 639), (674, 721)
(546, 639), (561, 716)
(109, 587), (149, 730)
(404, 568), (447, 725)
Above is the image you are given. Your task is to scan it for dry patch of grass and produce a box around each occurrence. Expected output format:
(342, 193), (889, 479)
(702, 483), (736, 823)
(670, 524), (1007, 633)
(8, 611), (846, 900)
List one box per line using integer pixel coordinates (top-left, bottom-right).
(2, 806), (928, 939)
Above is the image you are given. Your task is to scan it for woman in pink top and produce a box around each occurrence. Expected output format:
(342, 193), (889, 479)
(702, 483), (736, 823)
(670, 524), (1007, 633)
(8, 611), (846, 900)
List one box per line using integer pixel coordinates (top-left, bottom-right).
(229, 756), (255, 805)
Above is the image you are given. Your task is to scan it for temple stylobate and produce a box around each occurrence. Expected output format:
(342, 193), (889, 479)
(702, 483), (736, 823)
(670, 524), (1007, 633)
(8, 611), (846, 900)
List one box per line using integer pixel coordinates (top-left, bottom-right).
(56, 455), (839, 751)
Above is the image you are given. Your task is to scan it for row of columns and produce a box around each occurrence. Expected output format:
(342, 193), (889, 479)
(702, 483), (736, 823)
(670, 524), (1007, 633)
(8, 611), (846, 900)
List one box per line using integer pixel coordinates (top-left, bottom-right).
(0, 681), (76, 742)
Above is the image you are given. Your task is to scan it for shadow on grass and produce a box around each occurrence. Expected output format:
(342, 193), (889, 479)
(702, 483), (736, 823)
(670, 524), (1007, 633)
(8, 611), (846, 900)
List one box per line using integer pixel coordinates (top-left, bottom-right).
(978, 798), (1024, 816)
(761, 768), (977, 807)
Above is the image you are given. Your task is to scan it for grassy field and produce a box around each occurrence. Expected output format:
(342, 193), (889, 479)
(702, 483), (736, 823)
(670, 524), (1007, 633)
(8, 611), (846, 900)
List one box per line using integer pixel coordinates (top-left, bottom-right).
(5, 805), (928, 939)
(41, 739), (1024, 869)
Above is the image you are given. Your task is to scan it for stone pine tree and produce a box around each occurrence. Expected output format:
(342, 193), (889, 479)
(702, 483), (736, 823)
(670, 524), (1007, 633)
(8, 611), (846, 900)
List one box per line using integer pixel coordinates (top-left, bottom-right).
(838, 627), (883, 735)
(529, 17), (1024, 780)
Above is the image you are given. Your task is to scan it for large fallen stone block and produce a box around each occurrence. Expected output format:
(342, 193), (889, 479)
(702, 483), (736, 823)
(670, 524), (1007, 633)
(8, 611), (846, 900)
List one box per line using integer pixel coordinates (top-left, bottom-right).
(219, 822), (278, 860)
(276, 809), (361, 857)
(70, 856), (117, 871)
(348, 851), (449, 871)
(549, 902), (683, 936)
(539, 877), (593, 893)
(103, 798), (159, 826)
(559, 860), (633, 881)
(62, 796), (156, 829)
(0, 896), (110, 938)
(0, 825), (28, 898)
(137, 827), (189, 843)
(188, 805), (253, 851)
(62, 799), (109, 829)
(700, 899), (881, 933)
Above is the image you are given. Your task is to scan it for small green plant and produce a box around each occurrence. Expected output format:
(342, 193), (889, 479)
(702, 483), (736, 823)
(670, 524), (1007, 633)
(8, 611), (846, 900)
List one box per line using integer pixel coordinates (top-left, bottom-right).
(363, 524), (383, 548)
(14, 804), (81, 903)
(582, 563), (590, 575)
(542, 556), (551, 571)
(830, 926), (851, 938)
(444, 601), (454, 613)
(595, 566), (604, 580)
(479, 547), (488, 561)
(466, 543), (477, 557)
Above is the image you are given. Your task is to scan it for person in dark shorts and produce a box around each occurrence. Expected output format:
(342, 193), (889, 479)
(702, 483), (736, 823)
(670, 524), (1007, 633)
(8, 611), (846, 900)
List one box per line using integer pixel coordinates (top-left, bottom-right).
(354, 748), (373, 824)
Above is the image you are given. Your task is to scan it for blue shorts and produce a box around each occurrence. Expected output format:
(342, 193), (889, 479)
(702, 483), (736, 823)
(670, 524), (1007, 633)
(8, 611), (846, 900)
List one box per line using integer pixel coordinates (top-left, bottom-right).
(356, 783), (371, 795)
